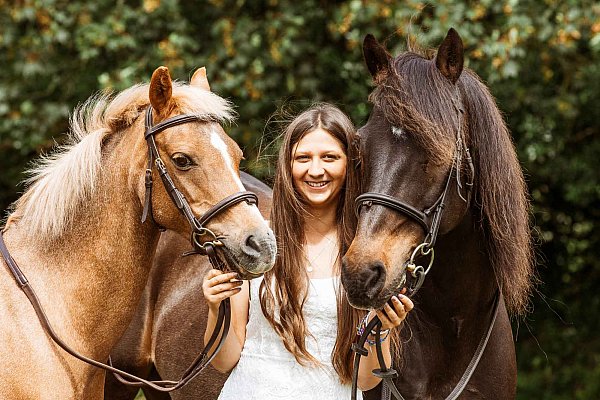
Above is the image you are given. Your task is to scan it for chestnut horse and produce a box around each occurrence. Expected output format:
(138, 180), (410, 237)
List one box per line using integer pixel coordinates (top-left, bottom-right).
(342, 30), (533, 399)
(104, 172), (272, 400)
(0, 67), (275, 400)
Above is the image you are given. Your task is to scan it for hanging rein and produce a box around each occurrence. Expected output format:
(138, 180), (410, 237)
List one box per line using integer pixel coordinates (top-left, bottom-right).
(350, 94), (501, 400)
(0, 106), (258, 392)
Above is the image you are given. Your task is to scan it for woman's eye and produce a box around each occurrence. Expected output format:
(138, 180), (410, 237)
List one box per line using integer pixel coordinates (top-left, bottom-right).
(295, 155), (309, 162)
(323, 154), (338, 161)
(171, 153), (194, 170)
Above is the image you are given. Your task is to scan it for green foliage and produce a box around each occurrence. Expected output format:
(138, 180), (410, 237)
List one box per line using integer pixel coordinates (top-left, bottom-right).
(1, 1), (598, 397)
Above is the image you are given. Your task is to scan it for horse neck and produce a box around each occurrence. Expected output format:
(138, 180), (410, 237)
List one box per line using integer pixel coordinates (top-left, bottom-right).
(395, 210), (516, 398)
(8, 126), (160, 360)
(413, 210), (498, 342)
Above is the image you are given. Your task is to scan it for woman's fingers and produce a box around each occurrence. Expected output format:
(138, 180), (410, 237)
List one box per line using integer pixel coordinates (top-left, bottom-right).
(210, 286), (243, 302)
(376, 294), (414, 330)
(207, 280), (243, 295)
(381, 301), (402, 330)
(208, 271), (239, 285)
(398, 293), (414, 312)
(375, 309), (392, 330)
(204, 271), (238, 289)
(202, 270), (243, 307)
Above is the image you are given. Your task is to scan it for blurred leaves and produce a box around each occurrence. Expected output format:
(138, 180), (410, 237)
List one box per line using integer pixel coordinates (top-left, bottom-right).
(1, 1), (598, 397)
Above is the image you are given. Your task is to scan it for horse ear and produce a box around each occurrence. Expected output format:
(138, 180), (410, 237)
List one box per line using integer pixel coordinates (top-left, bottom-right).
(435, 28), (464, 84)
(149, 66), (173, 114)
(191, 66), (211, 91)
(363, 34), (392, 81)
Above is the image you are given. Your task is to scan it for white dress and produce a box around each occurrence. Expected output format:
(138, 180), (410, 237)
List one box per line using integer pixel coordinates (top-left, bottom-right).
(217, 276), (362, 400)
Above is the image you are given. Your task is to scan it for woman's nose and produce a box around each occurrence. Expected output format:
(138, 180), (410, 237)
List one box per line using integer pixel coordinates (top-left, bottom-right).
(308, 160), (325, 177)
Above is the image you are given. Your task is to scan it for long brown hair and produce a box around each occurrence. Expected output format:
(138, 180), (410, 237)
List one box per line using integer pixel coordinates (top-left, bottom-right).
(259, 103), (362, 382)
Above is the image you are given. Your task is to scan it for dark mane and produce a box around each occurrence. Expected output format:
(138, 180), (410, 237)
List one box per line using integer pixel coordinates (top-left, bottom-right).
(369, 51), (534, 315)
(460, 69), (535, 315)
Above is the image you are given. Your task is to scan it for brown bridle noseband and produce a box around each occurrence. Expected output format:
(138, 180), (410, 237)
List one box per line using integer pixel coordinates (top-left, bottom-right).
(0, 106), (259, 392)
(350, 96), (500, 400)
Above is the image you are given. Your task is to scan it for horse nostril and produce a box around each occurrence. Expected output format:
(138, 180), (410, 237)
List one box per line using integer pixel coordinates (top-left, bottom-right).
(364, 261), (386, 300)
(243, 235), (262, 255)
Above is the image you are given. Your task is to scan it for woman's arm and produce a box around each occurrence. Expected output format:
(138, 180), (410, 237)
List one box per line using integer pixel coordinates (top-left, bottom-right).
(357, 293), (414, 391)
(202, 269), (250, 373)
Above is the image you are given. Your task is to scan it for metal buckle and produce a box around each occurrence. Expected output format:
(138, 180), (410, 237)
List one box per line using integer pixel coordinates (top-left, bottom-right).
(155, 158), (166, 171)
(192, 227), (223, 252)
(406, 242), (435, 278)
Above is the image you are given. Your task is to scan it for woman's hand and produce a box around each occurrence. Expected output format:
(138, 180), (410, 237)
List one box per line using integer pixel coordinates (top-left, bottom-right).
(202, 269), (243, 312)
(357, 290), (414, 391)
(202, 269), (249, 373)
(374, 290), (414, 331)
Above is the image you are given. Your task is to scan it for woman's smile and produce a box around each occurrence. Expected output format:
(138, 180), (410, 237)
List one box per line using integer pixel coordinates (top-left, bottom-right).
(305, 180), (330, 188)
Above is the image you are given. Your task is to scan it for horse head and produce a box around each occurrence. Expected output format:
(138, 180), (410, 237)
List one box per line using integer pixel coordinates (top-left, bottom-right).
(137, 66), (276, 279)
(342, 29), (475, 309)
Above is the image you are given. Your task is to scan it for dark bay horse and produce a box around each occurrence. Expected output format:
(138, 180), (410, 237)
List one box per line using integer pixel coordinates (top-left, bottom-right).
(0, 67), (276, 399)
(104, 172), (272, 400)
(342, 30), (533, 399)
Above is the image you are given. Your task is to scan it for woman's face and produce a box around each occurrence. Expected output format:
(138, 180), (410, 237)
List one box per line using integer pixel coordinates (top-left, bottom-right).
(291, 128), (347, 210)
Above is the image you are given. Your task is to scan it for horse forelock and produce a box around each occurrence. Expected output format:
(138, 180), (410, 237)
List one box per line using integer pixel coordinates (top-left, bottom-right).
(5, 81), (236, 242)
(460, 70), (535, 316)
(368, 53), (458, 166)
(104, 82), (237, 130)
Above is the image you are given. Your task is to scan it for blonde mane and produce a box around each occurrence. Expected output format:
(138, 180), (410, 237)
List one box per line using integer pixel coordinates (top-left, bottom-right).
(5, 82), (236, 240)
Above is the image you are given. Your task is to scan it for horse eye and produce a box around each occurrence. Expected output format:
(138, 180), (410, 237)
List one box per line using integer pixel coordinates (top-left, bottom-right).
(171, 153), (194, 170)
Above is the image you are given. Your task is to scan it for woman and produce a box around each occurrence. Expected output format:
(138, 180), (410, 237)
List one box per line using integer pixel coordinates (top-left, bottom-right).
(202, 103), (413, 399)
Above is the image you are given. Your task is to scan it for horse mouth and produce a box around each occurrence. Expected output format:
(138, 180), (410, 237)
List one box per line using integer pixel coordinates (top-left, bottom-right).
(345, 268), (410, 310)
(380, 271), (408, 305)
(220, 246), (267, 280)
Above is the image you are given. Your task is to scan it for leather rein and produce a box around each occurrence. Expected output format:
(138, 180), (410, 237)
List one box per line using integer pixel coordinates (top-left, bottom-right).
(0, 106), (258, 392)
(350, 95), (501, 400)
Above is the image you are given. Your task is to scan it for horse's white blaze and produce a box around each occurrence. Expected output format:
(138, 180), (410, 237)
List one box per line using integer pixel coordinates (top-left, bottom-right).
(209, 129), (245, 191)
(209, 129), (264, 219)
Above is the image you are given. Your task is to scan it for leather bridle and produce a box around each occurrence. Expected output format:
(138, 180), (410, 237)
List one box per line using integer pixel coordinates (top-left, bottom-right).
(142, 107), (259, 256)
(355, 95), (473, 296)
(0, 106), (259, 392)
(350, 94), (500, 400)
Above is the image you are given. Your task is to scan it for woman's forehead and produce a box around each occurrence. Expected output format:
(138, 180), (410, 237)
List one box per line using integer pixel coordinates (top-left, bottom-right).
(293, 128), (345, 152)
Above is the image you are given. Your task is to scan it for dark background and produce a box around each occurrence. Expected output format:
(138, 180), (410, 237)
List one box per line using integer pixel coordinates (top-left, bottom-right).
(1, 1), (598, 398)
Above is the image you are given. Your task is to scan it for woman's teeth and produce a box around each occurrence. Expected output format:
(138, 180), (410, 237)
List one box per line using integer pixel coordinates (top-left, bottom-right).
(306, 181), (328, 187)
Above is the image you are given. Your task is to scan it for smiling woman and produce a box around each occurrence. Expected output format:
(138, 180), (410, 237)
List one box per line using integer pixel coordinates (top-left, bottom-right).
(201, 103), (413, 400)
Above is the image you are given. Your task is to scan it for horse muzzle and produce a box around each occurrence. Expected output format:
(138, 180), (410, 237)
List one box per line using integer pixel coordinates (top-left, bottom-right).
(220, 228), (277, 279)
(341, 255), (411, 309)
